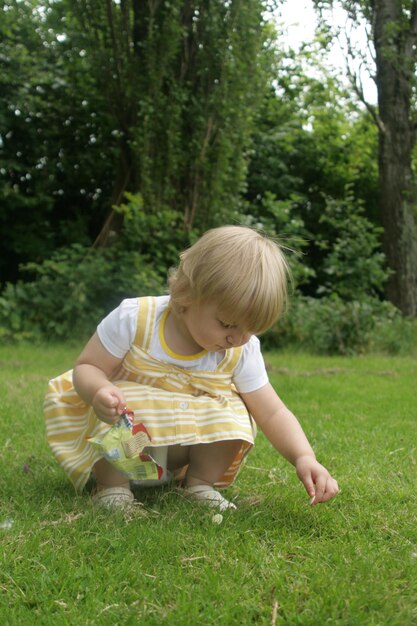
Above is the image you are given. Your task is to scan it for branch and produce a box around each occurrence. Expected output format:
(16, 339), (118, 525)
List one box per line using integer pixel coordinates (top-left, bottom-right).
(404, 0), (417, 60)
(185, 116), (216, 230)
(106, 0), (124, 105)
(341, 23), (385, 134)
(410, 0), (417, 37)
(120, 0), (132, 59)
(347, 62), (385, 133)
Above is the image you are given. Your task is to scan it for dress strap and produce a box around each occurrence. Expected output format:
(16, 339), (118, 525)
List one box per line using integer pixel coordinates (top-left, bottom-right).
(133, 296), (157, 351)
(216, 346), (243, 373)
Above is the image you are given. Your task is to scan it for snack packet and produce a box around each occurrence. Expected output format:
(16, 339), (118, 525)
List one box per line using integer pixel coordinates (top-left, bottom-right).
(87, 409), (164, 481)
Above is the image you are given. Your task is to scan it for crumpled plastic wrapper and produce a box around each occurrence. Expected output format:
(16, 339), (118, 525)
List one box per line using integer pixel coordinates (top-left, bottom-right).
(87, 409), (164, 481)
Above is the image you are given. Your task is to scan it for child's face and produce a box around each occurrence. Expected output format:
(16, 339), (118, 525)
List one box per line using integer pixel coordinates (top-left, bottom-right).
(182, 301), (252, 352)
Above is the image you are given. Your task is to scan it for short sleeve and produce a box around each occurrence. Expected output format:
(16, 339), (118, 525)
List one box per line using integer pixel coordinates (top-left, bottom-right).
(96, 298), (138, 358)
(232, 336), (269, 393)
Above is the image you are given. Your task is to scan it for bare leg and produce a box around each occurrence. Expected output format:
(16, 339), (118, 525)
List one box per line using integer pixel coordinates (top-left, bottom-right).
(167, 444), (190, 472)
(93, 458), (130, 492)
(185, 440), (242, 487)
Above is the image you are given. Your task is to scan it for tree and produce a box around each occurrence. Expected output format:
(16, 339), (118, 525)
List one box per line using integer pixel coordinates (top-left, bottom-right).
(0, 0), (118, 283)
(67, 0), (270, 238)
(315, 0), (417, 316)
(1, 0), (270, 282)
(373, 0), (417, 316)
(244, 45), (379, 296)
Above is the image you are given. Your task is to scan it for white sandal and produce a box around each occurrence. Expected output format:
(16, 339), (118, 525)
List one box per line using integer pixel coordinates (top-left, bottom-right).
(183, 484), (237, 511)
(92, 486), (134, 510)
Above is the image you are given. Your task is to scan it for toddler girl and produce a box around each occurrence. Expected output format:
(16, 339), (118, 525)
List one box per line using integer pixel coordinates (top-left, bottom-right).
(44, 225), (339, 511)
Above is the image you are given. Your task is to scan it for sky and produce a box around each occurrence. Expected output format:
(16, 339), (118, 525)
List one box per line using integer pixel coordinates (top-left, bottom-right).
(275, 0), (378, 104)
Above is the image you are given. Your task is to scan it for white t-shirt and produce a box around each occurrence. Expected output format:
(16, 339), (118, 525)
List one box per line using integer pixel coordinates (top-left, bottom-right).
(97, 296), (269, 394)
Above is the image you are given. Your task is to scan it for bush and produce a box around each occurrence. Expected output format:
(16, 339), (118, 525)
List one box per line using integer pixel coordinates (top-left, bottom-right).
(239, 191), (316, 289)
(114, 193), (193, 275)
(2, 191), (413, 355)
(258, 187), (408, 356)
(264, 294), (412, 355)
(369, 313), (417, 355)
(0, 243), (165, 342)
(0, 194), (195, 342)
(317, 188), (389, 299)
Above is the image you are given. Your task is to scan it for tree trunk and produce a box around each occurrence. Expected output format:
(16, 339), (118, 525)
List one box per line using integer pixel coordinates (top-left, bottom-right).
(92, 142), (132, 248)
(374, 0), (417, 316)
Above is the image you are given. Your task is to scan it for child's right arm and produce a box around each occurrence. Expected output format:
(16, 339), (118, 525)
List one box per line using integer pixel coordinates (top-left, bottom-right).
(73, 332), (126, 424)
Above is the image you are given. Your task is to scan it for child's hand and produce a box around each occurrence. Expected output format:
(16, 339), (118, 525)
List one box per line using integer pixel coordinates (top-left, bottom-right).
(92, 385), (126, 424)
(295, 455), (339, 506)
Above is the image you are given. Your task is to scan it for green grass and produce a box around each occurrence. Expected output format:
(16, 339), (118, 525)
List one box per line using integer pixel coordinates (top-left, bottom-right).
(0, 344), (416, 625)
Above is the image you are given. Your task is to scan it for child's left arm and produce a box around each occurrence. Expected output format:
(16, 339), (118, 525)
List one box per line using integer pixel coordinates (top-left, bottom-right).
(240, 383), (339, 506)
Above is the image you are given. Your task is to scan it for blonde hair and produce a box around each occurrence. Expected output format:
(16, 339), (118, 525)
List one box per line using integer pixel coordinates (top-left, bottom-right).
(168, 225), (290, 334)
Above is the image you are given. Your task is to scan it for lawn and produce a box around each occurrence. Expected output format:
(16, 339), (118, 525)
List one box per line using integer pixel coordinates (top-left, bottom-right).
(0, 344), (415, 625)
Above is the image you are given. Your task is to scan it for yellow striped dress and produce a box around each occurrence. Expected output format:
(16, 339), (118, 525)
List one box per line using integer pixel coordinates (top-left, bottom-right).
(44, 296), (256, 492)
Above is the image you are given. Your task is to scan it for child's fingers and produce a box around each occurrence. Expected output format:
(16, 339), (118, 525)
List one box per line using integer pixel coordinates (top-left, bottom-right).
(108, 389), (125, 411)
(323, 477), (340, 502)
(94, 406), (119, 425)
(312, 477), (339, 505)
(300, 474), (316, 499)
(296, 460), (339, 506)
(310, 474), (327, 504)
(93, 386), (126, 423)
(98, 398), (119, 417)
(101, 387), (125, 411)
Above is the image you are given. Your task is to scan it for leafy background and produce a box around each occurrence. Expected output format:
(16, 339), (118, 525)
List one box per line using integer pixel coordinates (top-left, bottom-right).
(0, 0), (416, 354)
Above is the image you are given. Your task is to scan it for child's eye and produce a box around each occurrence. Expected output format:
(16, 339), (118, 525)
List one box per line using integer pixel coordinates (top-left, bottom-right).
(219, 320), (236, 329)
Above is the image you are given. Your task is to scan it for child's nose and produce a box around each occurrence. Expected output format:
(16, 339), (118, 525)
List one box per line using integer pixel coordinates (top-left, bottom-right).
(227, 331), (249, 347)
(227, 335), (235, 346)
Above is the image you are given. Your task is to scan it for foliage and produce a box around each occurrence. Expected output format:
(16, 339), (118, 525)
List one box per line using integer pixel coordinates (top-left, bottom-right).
(66, 0), (271, 233)
(0, 184), (399, 353)
(265, 294), (406, 355)
(0, 1), (118, 283)
(316, 186), (389, 299)
(244, 59), (379, 297)
(0, 192), (194, 341)
(1, 1), (411, 350)
(0, 243), (164, 342)
(261, 188), (395, 356)
(313, 0), (417, 316)
(1, 0), (271, 284)
(238, 191), (316, 289)
(246, 46), (379, 212)
(369, 311), (417, 355)
(114, 192), (193, 276)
